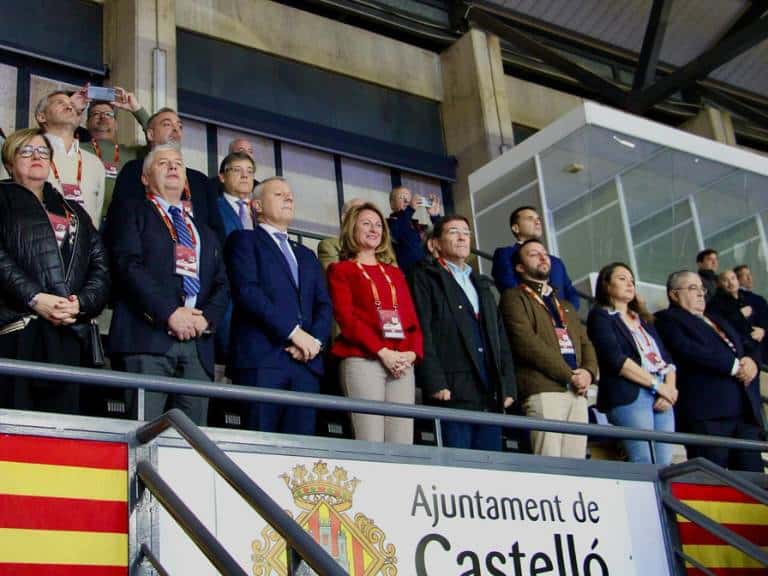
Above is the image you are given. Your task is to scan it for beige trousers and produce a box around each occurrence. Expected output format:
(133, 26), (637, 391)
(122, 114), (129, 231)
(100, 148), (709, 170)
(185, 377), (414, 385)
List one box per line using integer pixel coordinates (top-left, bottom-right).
(523, 391), (588, 459)
(340, 357), (415, 444)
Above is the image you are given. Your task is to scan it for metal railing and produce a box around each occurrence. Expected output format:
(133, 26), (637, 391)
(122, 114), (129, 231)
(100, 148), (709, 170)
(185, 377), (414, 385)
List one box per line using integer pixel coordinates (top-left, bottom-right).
(133, 409), (347, 576)
(1, 358), (766, 457)
(659, 458), (768, 572)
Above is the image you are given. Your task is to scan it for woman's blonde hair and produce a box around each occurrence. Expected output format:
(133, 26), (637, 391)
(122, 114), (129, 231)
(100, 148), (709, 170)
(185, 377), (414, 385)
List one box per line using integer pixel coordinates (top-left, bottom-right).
(1, 128), (52, 175)
(339, 202), (397, 265)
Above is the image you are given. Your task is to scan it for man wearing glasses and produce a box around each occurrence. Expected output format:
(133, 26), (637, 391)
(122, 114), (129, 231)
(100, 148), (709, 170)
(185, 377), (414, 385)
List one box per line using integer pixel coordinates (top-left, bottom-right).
(411, 215), (516, 450)
(81, 88), (149, 223)
(655, 270), (765, 472)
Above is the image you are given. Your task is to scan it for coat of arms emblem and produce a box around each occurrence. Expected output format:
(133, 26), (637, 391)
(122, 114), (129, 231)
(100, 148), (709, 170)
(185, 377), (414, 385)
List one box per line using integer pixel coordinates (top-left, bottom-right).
(252, 460), (398, 575)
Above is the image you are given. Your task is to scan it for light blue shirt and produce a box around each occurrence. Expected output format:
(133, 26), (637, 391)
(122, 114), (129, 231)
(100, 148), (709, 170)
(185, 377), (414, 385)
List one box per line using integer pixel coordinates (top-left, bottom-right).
(445, 260), (479, 315)
(153, 195), (201, 309)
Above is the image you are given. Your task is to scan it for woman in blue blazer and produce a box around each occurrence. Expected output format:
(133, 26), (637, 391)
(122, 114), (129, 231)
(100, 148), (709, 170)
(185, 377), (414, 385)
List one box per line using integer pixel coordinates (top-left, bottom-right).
(587, 263), (678, 464)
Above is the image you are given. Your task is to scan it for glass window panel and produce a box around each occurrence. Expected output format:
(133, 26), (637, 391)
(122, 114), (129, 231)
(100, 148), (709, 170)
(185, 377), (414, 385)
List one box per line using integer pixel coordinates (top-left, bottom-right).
(281, 143), (339, 236)
(29, 75), (80, 129)
(634, 223), (699, 286)
(340, 157), (390, 216)
(631, 198), (692, 246)
(0, 63), (17, 135)
(179, 119), (208, 174)
(216, 127), (275, 183)
(554, 180), (629, 283)
(552, 182), (617, 230)
(475, 183), (541, 275)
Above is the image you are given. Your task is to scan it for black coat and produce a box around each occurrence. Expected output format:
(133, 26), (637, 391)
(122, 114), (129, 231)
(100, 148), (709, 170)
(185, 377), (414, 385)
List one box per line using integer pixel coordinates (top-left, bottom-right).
(410, 260), (516, 412)
(707, 289), (759, 352)
(654, 306), (763, 429)
(107, 195), (228, 377)
(0, 181), (109, 327)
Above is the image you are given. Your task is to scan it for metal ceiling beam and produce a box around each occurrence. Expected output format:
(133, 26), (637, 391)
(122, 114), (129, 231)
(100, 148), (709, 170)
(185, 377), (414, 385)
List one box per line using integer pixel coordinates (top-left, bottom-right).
(696, 84), (768, 131)
(720, 0), (768, 42)
(628, 14), (768, 114)
(632, 0), (672, 92)
(468, 7), (627, 108)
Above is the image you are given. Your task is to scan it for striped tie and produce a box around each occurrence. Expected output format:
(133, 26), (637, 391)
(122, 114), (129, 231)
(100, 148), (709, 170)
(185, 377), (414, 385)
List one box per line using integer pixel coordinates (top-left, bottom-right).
(169, 205), (201, 298)
(274, 232), (299, 287)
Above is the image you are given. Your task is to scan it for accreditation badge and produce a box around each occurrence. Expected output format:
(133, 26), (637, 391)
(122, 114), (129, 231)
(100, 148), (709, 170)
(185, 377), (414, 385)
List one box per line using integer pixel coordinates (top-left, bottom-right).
(47, 212), (69, 244)
(61, 183), (84, 205)
(102, 160), (119, 179)
(174, 244), (199, 278)
(378, 309), (405, 339)
(555, 327), (575, 355)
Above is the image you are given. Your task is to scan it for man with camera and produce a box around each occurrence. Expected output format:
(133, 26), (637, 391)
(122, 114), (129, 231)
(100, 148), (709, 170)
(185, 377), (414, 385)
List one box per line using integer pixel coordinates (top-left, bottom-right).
(387, 186), (441, 274)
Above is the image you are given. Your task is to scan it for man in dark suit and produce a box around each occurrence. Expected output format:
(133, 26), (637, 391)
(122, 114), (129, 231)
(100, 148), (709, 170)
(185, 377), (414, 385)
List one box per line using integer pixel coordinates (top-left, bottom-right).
(106, 107), (225, 246)
(225, 177), (332, 435)
(655, 270), (765, 472)
(108, 145), (228, 424)
(411, 215), (516, 451)
(492, 206), (580, 309)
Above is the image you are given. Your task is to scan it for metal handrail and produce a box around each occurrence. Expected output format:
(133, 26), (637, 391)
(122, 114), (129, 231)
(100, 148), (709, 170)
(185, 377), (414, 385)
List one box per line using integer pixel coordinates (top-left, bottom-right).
(1, 358), (766, 453)
(138, 543), (171, 576)
(136, 460), (247, 575)
(135, 409), (346, 576)
(660, 458), (768, 505)
(660, 458), (768, 571)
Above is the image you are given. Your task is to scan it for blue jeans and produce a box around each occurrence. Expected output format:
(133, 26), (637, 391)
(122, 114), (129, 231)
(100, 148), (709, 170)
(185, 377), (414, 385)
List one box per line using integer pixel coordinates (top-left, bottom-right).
(607, 388), (675, 465)
(441, 421), (502, 451)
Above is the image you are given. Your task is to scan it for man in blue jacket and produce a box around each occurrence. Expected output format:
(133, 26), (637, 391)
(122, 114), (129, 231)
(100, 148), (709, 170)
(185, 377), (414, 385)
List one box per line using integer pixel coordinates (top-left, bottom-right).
(225, 177), (332, 435)
(492, 206), (580, 309)
(387, 185), (441, 275)
(655, 270), (765, 472)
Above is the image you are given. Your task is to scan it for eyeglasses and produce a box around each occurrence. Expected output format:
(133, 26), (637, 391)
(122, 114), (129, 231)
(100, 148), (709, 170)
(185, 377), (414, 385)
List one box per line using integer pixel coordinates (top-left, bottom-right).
(225, 166), (255, 176)
(673, 285), (708, 295)
(89, 111), (115, 120)
(17, 145), (51, 159)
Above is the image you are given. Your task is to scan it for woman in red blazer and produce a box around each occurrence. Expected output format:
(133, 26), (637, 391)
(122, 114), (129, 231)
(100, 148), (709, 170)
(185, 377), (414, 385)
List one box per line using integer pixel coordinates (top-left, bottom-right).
(328, 202), (423, 444)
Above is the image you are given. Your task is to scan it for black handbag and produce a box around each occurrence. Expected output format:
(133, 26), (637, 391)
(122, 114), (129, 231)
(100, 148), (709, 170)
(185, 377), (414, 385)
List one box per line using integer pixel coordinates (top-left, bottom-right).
(88, 320), (105, 367)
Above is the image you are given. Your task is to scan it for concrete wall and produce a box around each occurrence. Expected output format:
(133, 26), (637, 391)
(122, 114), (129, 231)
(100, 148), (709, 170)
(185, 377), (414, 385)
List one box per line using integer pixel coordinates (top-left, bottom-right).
(175, 0), (442, 102)
(505, 75), (584, 131)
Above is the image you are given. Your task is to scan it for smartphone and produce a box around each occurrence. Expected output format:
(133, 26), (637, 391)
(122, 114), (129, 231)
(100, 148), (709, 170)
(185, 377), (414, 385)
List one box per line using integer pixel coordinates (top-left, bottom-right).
(417, 197), (433, 208)
(87, 86), (116, 102)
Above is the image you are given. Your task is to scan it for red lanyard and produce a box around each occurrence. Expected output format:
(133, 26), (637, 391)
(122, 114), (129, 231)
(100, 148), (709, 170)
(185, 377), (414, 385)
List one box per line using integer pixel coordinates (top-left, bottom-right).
(50, 148), (82, 190)
(148, 195), (196, 246)
(521, 284), (567, 329)
(92, 139), (119, 163)
(703, 316), (737, 353)
(355, 262), (398, 310)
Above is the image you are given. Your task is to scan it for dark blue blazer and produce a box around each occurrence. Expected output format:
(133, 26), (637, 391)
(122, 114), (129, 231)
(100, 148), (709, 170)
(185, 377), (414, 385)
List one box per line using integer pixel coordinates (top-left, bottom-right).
(587, 307), (673, 411)
(654, 306), (763, 428)
(107, 196), (229, 377)
(225, 226), (332, 375)
(214, 195), (244, 361)
(108, 158), (225, 246)
(492, 243), (580, 309)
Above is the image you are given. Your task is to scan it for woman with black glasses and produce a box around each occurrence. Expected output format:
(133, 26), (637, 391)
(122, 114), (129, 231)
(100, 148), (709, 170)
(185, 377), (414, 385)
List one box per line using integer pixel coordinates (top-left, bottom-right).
(0, 128), (109, 413)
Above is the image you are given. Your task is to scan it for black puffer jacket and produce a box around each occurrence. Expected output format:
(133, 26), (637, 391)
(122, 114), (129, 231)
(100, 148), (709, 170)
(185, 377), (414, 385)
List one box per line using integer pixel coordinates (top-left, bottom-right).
(0, 181), (109, 327)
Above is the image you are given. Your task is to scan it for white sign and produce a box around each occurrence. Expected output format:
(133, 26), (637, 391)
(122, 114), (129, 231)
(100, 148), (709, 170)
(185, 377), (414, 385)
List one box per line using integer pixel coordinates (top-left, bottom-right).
(156, 447), (669, 576)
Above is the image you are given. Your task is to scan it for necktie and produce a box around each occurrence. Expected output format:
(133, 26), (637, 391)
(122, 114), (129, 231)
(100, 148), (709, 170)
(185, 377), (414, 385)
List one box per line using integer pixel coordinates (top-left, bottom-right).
(168, 205), (201, 298)
(237, 200), (252, 230)
(274, 232), (299, 287)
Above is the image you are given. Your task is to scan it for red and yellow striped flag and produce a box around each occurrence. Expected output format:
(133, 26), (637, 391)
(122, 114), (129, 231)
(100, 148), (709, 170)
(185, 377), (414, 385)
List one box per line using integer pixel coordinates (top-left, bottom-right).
(0, 434), (128, 575)
(672, 482), (768, 576)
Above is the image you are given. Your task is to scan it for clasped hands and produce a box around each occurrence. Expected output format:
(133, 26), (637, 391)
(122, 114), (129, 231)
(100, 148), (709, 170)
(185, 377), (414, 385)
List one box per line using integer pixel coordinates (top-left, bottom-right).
(32, 293), (80, 326)
(378, 348), (416, 378)
(284, 328), (321, 363)
(736, 356), (758, 386)
(167, 307), (208, 341)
